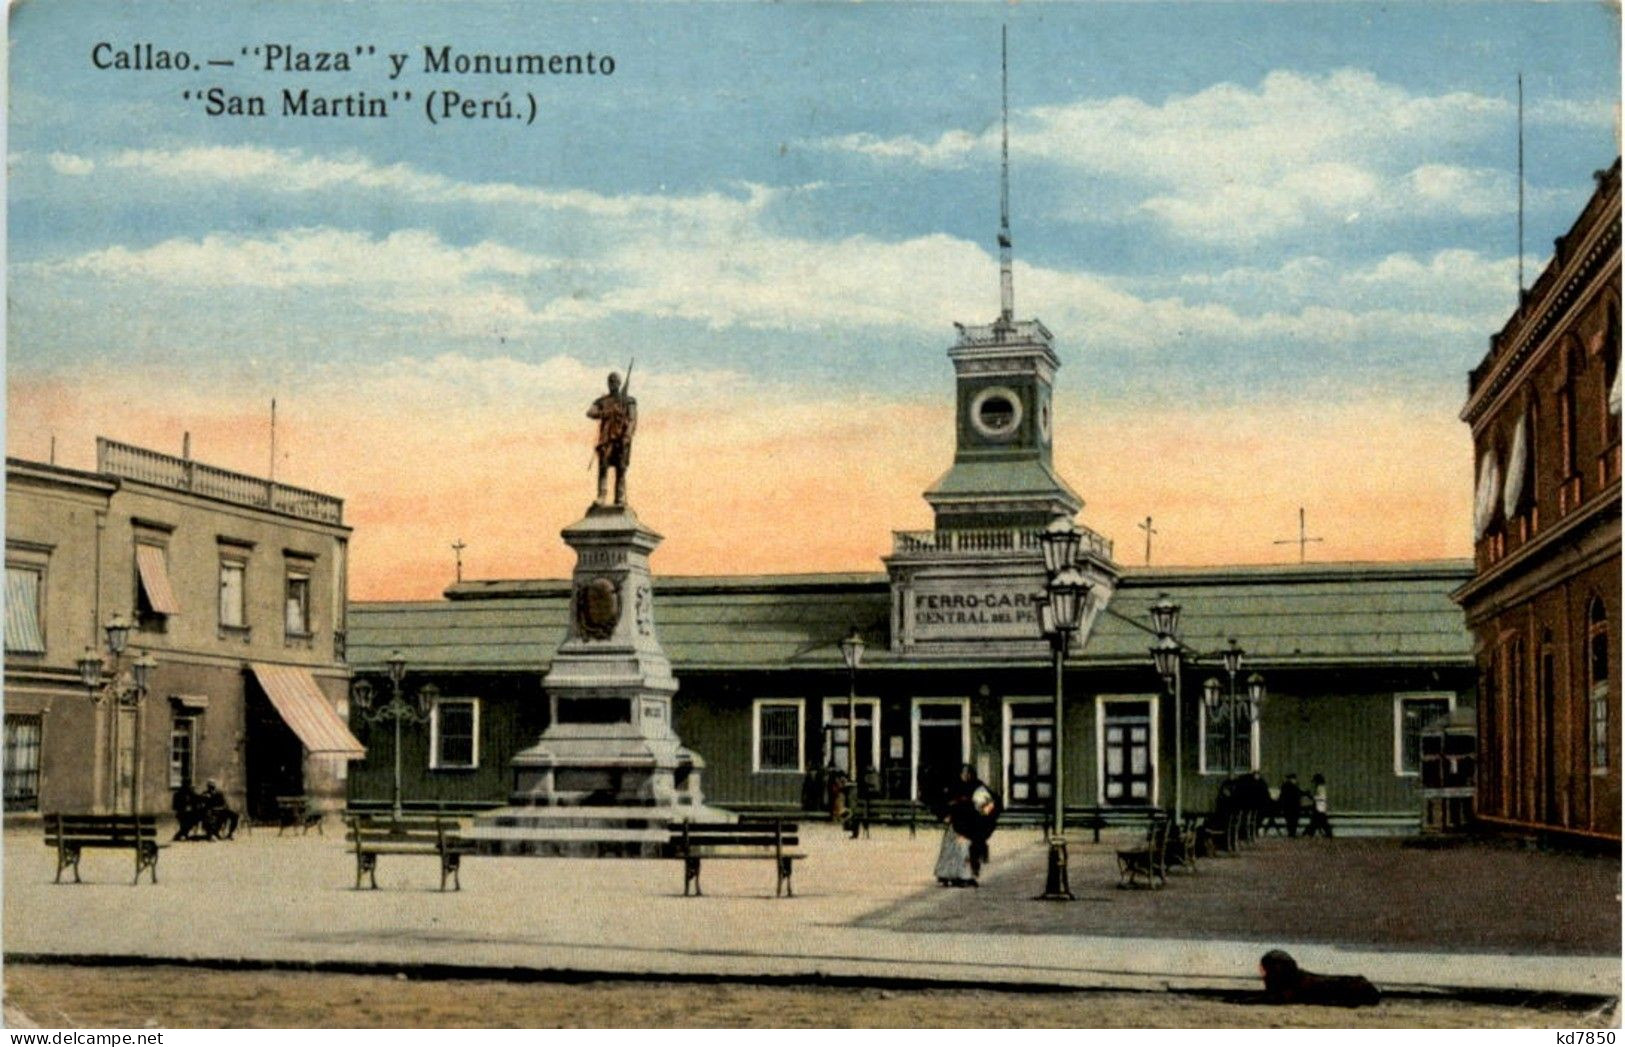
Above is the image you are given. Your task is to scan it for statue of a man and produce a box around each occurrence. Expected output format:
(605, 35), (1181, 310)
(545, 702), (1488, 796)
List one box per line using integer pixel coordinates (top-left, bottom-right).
(588, 371), (636, 506)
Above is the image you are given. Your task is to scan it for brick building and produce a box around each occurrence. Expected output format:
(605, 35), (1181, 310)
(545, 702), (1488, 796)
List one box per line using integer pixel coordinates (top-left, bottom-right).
(1454, 159), (1622, 842)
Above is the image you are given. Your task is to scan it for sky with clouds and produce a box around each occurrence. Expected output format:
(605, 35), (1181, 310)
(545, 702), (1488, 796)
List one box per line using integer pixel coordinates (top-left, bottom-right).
(8, 1), (1620, 598)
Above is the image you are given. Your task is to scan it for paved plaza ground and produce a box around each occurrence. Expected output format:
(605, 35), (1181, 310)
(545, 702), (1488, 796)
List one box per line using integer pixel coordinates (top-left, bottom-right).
(3, 821), (1619, 1027)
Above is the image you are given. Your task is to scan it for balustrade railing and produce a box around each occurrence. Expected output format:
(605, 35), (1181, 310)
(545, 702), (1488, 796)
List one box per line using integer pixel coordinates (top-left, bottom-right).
(892, 524), (1113, 561)
(953, 318), (1053, 347)
(97, 437), (344, 525)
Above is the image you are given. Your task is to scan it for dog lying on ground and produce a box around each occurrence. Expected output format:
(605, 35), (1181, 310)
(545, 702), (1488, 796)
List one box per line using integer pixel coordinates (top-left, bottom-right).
(1259, 949), (1382, 1007)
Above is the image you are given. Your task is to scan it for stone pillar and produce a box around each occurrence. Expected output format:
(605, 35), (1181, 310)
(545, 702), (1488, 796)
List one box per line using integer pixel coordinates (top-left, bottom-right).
(468, 504), (715, 856)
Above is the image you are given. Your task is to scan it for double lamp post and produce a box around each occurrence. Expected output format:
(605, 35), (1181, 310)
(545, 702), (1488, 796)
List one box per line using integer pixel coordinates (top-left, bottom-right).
(1035, 515), (1093, 901)
(1148, 595), (1266, 821)
(349, 649), (437, 822)
(77, 613), (157, 813)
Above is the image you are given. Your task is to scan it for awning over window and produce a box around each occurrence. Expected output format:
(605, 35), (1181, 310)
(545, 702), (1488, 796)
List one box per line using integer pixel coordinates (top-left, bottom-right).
(249, 663), (365, 758)
(135, 544), (181, 615)
(5, 568), (44, 652)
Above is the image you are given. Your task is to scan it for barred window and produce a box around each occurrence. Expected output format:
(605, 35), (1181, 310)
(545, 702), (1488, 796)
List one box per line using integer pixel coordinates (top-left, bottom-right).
(4, 715), (42, 811)
(753, 700), (802, 773)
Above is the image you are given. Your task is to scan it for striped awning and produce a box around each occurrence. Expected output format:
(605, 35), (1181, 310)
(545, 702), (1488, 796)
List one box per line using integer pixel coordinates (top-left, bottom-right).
(249, 663), (365, 758)
(5, 567), (44, 652)
(135, 544), (181, 615)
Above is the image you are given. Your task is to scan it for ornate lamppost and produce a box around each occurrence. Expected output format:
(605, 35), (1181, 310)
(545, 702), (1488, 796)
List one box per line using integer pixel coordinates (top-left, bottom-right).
(1036, 515), (1090, 901)
(1148, 594), (1185, 822)
(1201, 639), (1266, 778)
(839, 626), (865, 833)
(349, 649), (437, 822)
(77, 613), (157, 812)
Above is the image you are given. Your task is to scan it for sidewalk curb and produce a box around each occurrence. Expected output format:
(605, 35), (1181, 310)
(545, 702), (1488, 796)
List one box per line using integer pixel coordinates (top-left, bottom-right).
(6, 951), (1615, 1014)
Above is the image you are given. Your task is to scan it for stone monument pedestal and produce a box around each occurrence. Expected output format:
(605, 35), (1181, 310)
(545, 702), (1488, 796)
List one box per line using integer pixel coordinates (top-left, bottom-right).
(466, 504), (725, 857)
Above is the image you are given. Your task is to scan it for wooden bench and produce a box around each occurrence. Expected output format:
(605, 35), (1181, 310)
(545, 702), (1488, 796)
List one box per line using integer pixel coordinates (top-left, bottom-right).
(345, 815), (473, 891)
(668, 820), (803, 898)
(274, 796), (325, 836)
(344, 799), (502, 822)
(1115, 815), (1170, 889)
(44, 813), (166, 885)
(1195, 810), (1241, 857)
(857, 797), (923, 838)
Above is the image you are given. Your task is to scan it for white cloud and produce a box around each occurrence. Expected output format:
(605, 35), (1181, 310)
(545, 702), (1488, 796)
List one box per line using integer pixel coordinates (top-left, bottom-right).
(91, 145), (784, 227)
(47, 152), (93, 176)
(1161, 249), (1517, 316)
(814, 68), (1606, 244)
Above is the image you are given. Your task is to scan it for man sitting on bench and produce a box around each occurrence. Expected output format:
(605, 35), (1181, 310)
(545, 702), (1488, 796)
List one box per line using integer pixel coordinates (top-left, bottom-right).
(171, 782), (205, 841)
(201, 780), (239, 840)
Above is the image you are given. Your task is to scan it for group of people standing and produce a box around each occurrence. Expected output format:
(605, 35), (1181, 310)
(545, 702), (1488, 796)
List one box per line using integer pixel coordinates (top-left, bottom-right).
(1220, 770), (1332, 838)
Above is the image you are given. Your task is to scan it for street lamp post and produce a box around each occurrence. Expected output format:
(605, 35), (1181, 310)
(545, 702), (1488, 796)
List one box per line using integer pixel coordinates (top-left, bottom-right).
(349, 650), (436, 822)
(1149, 594), (1183, 822)
(1037, 515), (1090, 902)
(839, 627), (866, 835)
(1202, 639), (1266, 779)
(77, 613), (156, 812)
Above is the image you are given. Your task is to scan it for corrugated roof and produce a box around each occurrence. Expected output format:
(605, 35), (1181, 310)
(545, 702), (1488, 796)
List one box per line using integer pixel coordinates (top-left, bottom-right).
(349, 560), (1474, 674)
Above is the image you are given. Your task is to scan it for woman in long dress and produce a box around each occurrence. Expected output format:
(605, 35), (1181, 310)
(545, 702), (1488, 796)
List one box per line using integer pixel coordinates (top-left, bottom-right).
(934, 763), (995, 887)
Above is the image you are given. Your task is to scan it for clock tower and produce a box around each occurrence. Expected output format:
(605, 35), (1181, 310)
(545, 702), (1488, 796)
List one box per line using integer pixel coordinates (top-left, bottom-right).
(884, 27), (1117, 660)
(928, 317), (1081, 531)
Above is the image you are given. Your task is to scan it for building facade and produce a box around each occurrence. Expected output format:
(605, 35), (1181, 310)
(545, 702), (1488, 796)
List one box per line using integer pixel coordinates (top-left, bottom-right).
(343, 268), (1478, 827)
(1455, 160), (1622, 842)
(4, 438), (362, 819)
(348, 561), (1475, 825)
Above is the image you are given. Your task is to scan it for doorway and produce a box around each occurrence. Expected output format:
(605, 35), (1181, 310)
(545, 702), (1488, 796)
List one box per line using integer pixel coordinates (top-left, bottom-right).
(1099, 698), (1155, 807)
(912, 699), (969, 807)
(245, 686), (304, 821)
(1003, 700), (1054, 810)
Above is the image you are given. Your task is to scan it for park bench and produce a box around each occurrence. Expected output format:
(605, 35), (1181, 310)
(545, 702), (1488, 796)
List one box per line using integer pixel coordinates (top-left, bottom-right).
(1195, 810), (1241, 857)
(1015, 805), (1155, 843)
(668, 819), (803, 898)
(345, 814), (473, 891)
(856, 797), (924, 838)
(1115, 814), (1170, 889)
(274, 796), (325, 836)
(344, 799), (502, 822)
(43, 813), (166, 885)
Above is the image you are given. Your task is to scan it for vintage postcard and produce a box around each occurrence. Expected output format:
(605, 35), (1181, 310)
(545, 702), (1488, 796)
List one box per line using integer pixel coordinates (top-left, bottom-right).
(3, 0), (1620, 1033)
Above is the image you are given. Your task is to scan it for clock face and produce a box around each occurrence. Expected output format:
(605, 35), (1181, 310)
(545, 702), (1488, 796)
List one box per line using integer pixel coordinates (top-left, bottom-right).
(969, 385), (1023, 441)
(1038, 395), (1052, 444)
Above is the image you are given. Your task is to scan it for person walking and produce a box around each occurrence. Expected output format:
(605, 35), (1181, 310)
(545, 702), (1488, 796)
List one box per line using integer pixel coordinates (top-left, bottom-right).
(933, 763), (997, 887)
(1304, 772), (1333, 838)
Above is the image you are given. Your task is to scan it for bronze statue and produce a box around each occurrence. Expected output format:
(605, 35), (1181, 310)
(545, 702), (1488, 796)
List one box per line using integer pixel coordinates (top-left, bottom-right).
(588, 370), (636, 506)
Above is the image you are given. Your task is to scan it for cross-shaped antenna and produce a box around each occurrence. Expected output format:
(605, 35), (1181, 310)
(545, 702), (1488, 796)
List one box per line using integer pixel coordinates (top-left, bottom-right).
(1273, 507), (1324, 564)
(451, 539), (467, 583)
(1137, 516), (1158, 566)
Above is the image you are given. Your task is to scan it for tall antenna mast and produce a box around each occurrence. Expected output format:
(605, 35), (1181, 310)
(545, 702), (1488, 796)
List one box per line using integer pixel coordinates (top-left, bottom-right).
(1517, 72), (1525, 296)
(998, 24), (1014, 327)
(269, 398), (277, 483)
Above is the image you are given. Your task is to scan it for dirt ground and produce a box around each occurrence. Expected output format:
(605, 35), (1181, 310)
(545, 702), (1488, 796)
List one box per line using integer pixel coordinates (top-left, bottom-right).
(874, 834), (1623, 954)
(3, 963), (1615, 1029)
